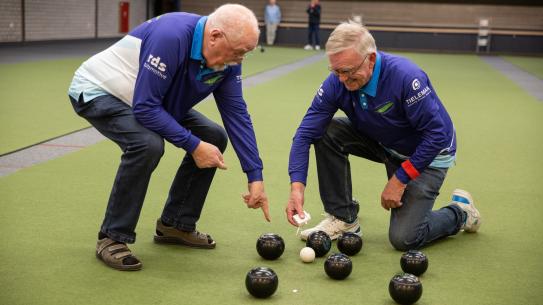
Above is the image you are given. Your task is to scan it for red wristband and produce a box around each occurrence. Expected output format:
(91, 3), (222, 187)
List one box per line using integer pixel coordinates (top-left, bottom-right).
(401, 160), (420, 180)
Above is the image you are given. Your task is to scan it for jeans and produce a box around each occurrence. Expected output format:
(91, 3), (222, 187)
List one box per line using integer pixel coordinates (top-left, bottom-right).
(314, 117), (465, 250)
(308, 22), (320, 47)
(70, 94), (227, 243)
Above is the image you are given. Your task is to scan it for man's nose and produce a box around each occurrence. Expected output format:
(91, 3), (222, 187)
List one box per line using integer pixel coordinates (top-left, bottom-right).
(338, 74), (348, 82)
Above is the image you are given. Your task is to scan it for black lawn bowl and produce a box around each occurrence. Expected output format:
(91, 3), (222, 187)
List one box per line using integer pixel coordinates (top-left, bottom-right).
(256, 233), (285, 260)
(306, 230), (332, 257)
(245, 267), (279, 298)
(337, 232), (363, 256)
(324, 253), (353, 280)
(400, 250), (428, 276)
(389, 273), (423, 304)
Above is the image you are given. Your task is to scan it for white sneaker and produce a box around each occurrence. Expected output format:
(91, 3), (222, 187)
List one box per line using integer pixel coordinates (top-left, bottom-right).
(304, 44), (313, 50)
(315, 45), (321, 50)
(300, 213), (361, 241)
(452, 189), (481, 233)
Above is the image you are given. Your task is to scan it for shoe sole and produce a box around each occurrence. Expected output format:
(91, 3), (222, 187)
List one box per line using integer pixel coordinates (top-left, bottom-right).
(153, 235), (216, 249)
(300, 226), (361, 241)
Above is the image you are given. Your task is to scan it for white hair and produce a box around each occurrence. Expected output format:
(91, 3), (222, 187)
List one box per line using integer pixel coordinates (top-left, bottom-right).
(208, 4), (259, 43)
(325, 21), (376, 56)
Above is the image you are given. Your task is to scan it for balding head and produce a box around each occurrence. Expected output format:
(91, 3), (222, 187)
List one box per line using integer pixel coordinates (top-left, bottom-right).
(203, 4), (260, 69)
(208, 4), (259, 45)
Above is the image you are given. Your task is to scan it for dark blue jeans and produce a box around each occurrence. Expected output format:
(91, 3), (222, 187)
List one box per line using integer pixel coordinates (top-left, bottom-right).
(314, 117), (465, 250)
(308, 22), (320, 47)
(70, 94), (227, 243)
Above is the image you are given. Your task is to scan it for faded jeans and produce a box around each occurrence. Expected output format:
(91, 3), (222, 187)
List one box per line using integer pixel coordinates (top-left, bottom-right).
(314, 117), (465, 250)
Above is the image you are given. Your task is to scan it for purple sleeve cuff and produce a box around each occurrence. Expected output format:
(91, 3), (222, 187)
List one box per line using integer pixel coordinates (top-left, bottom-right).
(246, 169), (264, 182)
(289, 172), (307, 185)
(394, 167), (411, 184)
(182, 135), (201, 153)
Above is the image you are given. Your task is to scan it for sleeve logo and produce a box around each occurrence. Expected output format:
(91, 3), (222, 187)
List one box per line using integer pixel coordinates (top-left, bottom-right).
(143, 54), (168, 79)
(405, 86), (431, 107)
(412, 78), (421, 90)
(317, 84), (324, 97)
(405, 78), (431, 107)
(315, 84), (324, 103)
(148, 55), (166, 72)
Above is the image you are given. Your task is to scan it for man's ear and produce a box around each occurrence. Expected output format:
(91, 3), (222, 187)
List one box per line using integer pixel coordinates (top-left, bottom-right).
(369, 52), (377, 68)
(209, 28), (223, 44)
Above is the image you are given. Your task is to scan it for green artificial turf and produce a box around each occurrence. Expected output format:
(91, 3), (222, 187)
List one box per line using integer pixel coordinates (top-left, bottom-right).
(502, 55), (543, 80)
(242, 46), (319, 78)
(1, 53), (543, 305)
(0, 58), (90, 155)
(0, 46), (314, 155)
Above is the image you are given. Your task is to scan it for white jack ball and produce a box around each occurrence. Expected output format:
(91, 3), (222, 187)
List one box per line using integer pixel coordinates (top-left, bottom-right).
(300, 247), (316, 263)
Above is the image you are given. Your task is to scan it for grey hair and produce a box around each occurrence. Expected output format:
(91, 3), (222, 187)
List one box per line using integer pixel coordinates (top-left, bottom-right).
(208, 4), (260, 43)
(325, 21), (376, 56)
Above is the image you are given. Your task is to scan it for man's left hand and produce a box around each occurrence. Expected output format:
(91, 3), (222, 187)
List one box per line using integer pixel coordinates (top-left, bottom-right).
(243, 181), (271, 222)
(381, 175), (407, 210)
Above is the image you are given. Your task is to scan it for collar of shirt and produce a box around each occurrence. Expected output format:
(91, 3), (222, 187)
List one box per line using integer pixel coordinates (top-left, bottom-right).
(190, 16), (226, 81)
(190, 16), (207, 61)
(359, 51), (381, 97)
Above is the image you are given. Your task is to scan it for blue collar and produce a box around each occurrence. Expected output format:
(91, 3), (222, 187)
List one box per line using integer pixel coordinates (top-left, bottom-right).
(190, 16), (230, 81)
(360, 52), (381, 97)
(190, 16), (207, 61)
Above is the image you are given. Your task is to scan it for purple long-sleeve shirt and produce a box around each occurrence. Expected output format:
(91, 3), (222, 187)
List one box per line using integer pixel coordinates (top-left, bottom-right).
(289, 51), (456, 184)
(69, 13), (263, 181)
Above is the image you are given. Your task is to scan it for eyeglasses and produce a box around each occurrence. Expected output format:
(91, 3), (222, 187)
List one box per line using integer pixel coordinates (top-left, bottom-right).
(329, 54), (369, 77)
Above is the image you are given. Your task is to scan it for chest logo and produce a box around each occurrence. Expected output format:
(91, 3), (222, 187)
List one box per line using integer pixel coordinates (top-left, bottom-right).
(203, 74), (224, 85)
(375, 101), (394, 114)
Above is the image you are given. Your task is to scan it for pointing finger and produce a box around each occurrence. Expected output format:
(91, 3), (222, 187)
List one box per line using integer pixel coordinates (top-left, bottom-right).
(261, 201), (271, 222)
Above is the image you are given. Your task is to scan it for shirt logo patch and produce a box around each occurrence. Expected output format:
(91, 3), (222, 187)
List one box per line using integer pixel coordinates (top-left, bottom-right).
(315, 84), (324, 103)
(203, 74), (224, 85)
(375, 101), (394, 114)
(412, 78), (421, 90)
(143, 54), (167, 79)
(405, 86), (431, 107)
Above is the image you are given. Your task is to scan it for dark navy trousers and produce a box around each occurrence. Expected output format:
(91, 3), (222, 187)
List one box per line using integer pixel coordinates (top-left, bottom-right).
(70, 94), (227, 243)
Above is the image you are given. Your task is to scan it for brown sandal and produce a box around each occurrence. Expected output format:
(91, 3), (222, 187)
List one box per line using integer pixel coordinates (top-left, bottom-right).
(154, 219), (216, 249)
(96, 238), (142, 271)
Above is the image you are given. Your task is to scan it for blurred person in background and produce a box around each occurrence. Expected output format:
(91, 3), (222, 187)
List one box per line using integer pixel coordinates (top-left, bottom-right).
(265, 0), (282, 45)
(304, 0), (321, 50)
